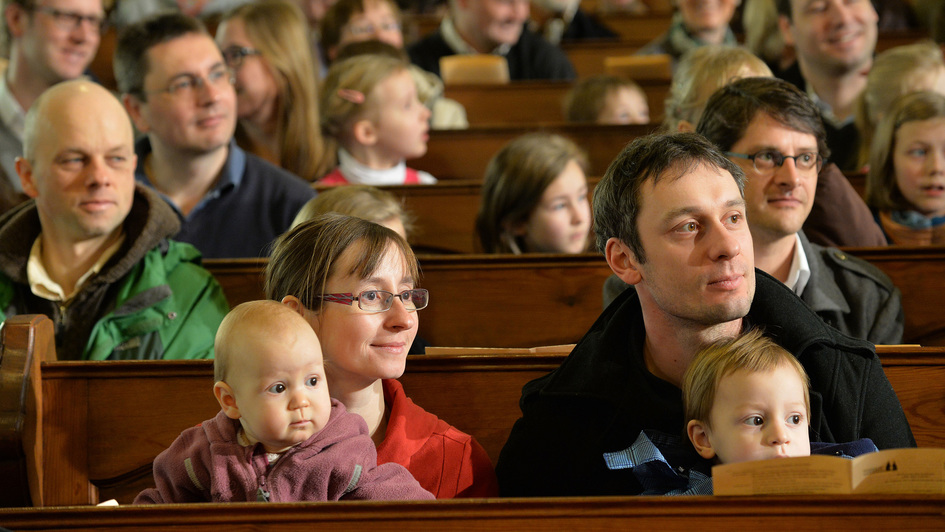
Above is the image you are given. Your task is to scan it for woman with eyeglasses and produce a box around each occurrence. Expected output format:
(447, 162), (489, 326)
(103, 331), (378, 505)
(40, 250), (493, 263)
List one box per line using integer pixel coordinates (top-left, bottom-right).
(265, 213), (499, 498)
(216, 0), (332, 181)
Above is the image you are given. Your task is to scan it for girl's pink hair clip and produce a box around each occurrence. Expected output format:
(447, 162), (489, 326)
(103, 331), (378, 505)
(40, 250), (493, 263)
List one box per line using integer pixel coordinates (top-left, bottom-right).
(338, 88), (365, 104)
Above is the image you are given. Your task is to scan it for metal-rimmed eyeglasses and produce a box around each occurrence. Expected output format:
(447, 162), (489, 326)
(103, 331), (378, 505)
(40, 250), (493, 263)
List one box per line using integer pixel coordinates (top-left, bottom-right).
(221, 46), (262, 69)
(725, 150), (824, 174)
(31, 5), (106, 32)
(137, 64), (235, 99)
(313, 289), (430, 313)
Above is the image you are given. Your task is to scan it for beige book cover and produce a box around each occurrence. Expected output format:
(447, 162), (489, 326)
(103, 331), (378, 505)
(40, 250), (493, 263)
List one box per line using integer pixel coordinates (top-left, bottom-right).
(713, 448), (945, 495)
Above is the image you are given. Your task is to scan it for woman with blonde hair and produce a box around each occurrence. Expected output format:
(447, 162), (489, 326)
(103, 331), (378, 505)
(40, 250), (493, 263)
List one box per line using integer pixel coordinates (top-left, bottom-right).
(663, 45), (772, 132)
(217, 0), (332, 181)
(476, 133), (591, 254)
(855, 41), (945, 170)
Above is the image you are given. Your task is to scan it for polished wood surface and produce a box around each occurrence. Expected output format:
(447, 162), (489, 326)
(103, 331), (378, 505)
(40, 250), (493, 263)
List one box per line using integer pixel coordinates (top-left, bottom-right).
(29, 346), (945, 506)
(203, 246), (945, 348)
(444, 80), (670, 125)
(414, 123), (651, 181)
(0, 315), (51, 507)
(2, 495), (943, 530)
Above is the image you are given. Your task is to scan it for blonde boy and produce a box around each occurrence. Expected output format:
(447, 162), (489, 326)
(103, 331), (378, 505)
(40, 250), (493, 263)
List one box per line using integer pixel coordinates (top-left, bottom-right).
(135, 301), (432, 503)
(684, 329), (811, 465)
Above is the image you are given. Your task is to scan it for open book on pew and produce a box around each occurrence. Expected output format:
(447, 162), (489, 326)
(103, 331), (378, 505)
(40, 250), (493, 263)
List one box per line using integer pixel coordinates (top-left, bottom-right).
(424, 344), (575, 355)
(713, 448), (945, 495)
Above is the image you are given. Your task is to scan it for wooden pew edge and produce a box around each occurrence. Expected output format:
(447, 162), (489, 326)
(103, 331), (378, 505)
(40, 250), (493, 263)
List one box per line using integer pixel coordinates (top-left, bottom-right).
(0, 315), (52, 507)
(0, 494), (943, 523)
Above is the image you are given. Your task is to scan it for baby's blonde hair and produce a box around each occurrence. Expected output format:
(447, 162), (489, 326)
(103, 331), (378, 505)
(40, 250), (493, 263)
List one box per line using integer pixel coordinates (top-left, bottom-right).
(320, 54), (409, 141)
(663, 45), (772, 132)
(683, 329), (810, 430)
(214, 301), (313, 383)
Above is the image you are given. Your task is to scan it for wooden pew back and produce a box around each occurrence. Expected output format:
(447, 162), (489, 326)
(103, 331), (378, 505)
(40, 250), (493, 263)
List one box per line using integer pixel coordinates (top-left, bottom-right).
(204, 247), (945, 348)
(4, 494), (944, 530)
(414, 123), (651, 181)
(0, 315), (51, 507)
(444, 80), (670, 126)
(33, 345), (945, 507)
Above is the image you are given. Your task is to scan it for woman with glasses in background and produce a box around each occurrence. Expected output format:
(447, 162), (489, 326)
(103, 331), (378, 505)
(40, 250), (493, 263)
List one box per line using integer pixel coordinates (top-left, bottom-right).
(265, 214), (499, 498)
(216, 0), (331, 181)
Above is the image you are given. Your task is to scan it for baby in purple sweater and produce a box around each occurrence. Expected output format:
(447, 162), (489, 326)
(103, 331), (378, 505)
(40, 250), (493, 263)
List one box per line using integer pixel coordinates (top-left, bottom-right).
(135, 301), (433, 503)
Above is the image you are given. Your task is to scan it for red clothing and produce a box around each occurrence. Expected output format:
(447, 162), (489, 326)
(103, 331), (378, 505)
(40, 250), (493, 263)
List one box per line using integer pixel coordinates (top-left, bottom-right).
(317, 167), (420, 186)
(377, 379), (499, 498)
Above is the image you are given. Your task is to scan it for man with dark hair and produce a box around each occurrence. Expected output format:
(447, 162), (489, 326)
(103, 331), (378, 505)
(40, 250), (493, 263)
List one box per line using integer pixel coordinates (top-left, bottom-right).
(0, 80), (229, 360)
(774, 0), (878, 171)
(0, 0), (104, 213)
(114, 13), (315, 259)
(496, 132), (914, 497)
(407, 0), (575, 81)
(606, 77), (902, 344)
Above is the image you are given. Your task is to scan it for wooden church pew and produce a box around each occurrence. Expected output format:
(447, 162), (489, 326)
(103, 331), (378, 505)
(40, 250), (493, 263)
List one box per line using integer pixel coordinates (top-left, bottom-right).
(23, 339), (945, 507)
(413, 123), (651, 181)
(2, 494), (943, 530)
(0, 315), (52, 507)
(204, 246), (945, 348)
(369, 179), (600, 255)
(444, 79), (670, 126)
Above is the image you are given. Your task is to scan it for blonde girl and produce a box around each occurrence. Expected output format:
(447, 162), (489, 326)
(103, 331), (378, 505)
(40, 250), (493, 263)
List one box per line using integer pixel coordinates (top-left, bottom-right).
(319, 55), (435, 186)
(866, 91), (945, 245)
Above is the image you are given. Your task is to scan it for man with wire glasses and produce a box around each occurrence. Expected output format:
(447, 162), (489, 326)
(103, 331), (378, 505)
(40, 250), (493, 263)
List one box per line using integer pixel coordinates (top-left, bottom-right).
(0, 0), (104, 214)
(113, 12), (314, 258)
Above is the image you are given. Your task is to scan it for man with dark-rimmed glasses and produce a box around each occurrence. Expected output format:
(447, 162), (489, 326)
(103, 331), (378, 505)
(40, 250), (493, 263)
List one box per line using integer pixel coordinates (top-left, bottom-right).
(0, 0), (103, 214)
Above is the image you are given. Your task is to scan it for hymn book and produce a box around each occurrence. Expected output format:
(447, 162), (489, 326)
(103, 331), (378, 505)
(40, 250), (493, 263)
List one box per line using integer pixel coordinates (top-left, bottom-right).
(713, 448), (945, 495)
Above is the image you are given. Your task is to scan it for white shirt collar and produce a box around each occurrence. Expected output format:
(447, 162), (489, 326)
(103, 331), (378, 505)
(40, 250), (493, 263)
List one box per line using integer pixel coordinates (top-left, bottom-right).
(440, 17), (513, 56)
(337, 147), (410, 185)
(785, 232), (811, 296)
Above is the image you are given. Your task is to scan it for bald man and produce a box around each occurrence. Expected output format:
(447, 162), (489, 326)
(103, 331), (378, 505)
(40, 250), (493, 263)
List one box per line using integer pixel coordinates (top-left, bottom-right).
(0, 80), (229, 360)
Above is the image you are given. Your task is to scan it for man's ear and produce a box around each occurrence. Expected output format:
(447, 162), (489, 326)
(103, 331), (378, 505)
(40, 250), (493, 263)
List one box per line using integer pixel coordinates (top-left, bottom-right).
(687, 419), (717, 460)
(213, 381), (241, 420)
(15, 157), (38, 198)
(352, 118), (377, 147)
(122, 93), (152, 134)
(777, 15), (795, 47)
(5, 3), (28, 40)
(605, 237), (643, 285)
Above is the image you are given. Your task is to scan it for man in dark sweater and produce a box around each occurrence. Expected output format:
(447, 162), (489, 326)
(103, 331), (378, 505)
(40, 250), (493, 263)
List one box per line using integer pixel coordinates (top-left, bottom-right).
(113, 13), (314, 258)
(496, 132), (915, 497)
(407, 0), (575, 81)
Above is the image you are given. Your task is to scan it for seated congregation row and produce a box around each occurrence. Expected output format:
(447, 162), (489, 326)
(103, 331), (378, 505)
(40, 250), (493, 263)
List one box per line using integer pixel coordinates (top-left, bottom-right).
(0, 0), (936, 504)
(3, 133), (921, 504)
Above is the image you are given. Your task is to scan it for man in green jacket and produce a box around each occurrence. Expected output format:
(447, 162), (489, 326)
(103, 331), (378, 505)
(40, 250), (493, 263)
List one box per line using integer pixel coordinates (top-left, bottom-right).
(0, 79), (229, 360)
